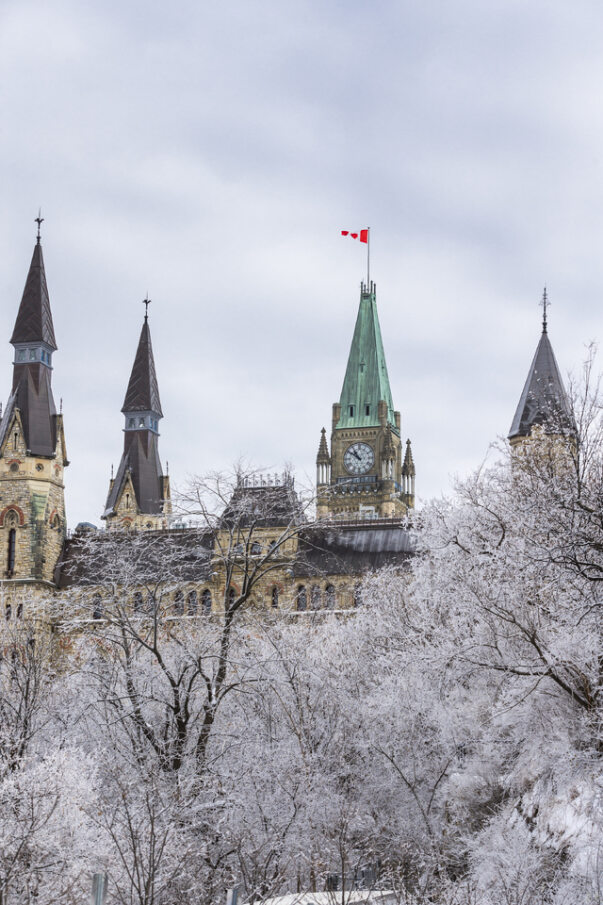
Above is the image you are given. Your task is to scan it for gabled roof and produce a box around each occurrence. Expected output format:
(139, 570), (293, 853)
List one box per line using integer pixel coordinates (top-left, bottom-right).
(122, 318), (163, 416)
(337, 282), (396, 430)
(508, 328), (573, 440)
(10, 241), (57, 350)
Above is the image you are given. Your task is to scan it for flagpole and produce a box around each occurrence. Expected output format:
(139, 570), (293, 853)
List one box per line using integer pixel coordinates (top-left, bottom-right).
(367, 227), (370, 289)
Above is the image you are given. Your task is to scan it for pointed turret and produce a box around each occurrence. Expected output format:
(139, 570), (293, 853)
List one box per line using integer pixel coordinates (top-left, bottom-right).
(508, 294), (573, 443)
(103, 306), (170, 529)
(121, 316), (163, 417)
(337, 282), (396, 429)
(8, 235), (60, 456)
(10, 240), (57, 351)
(402, 438), (415, 508)
(0, 222), (68, 588)
(316, 427), (331, 491)
(316, 427), (330, 464)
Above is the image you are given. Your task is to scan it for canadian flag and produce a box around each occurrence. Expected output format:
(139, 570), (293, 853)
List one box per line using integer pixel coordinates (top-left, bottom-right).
(341, 229), (368, 243)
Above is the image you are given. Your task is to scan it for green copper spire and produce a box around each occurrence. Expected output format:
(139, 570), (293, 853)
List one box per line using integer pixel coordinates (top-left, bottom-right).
(337, 281), (396, 431)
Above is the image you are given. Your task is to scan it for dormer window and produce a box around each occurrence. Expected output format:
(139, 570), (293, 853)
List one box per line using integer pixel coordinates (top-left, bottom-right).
(29, 349), (36, 361)
(17, 350), (25, 362)
(128, 418), (134, 428)
(138, 417), (145, 428)
(349, 405), (355, 417)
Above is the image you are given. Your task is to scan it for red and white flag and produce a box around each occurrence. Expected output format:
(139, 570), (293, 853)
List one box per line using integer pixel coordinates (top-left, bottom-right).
(341, 229), (368, 244)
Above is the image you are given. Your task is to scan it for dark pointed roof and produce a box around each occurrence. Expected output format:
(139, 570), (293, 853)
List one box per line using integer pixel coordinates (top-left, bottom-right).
(104, 432), (165, 517)
(337, 282), (396, 430)
(509, 327), (573, 440)
(10, 241), (57, 350)
(122, 318), (163, 416)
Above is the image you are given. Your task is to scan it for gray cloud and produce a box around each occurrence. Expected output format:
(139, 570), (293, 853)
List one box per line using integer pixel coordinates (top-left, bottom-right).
(1, 0), (603, 524)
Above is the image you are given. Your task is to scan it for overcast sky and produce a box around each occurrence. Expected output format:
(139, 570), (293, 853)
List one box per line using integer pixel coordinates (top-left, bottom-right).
(2, 0), (603, 526)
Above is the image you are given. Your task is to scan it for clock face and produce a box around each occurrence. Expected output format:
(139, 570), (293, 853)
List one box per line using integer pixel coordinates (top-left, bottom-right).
(344, 442), (374, 475)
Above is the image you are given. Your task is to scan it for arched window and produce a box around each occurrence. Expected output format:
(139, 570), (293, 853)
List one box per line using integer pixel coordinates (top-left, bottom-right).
(251, 542), (262, 555)
(7, 528), (16, 575)
(201, 589), (212, 614)
(227, 587), (236, 608)
(187, 590), (198, 615)
(146, 593), (156, 614)
(174, 590), (184, 615)
(271, 586), (279, 609)
(325, 584), (336, 609)
(296, 585), (307, 611)
(16, 602), (23, 620)
(5, 603), (11, 621)
(133, 591), (143, 613)
(92, 593), (103, 620)
(311, 585), (321, 609)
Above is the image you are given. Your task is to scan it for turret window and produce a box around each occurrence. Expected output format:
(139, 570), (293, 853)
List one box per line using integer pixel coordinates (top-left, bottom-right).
(365, 405), (370, 416)
(128, 418), (134, 428)
(17, 350), (25, 362)
(349, 405), (355, 417)
(29, 349), (36, 361)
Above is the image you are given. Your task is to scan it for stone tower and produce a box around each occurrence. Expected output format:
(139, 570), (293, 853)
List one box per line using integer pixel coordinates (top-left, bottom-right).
(316, 281), (414, 519)
(103, 309), (171, 529)
(0, 229), (68, 590)
(508, 294), (573, 446)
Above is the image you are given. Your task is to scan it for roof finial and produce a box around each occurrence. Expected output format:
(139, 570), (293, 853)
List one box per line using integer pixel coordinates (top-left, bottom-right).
(35, 209), (44, 244)
(143, 294), (151, 322)
(540, 286), (549, 333)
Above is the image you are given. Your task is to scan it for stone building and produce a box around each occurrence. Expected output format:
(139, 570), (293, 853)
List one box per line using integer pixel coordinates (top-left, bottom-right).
(0, 231), (417, 619)
(0, 232), (574, 622)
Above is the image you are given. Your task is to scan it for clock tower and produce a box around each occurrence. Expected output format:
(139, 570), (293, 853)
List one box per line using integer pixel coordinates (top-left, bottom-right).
(316, 281), (415, 519)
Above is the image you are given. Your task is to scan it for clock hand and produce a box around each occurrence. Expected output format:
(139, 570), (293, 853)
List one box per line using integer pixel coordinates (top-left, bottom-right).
(352, 449), (361, 460)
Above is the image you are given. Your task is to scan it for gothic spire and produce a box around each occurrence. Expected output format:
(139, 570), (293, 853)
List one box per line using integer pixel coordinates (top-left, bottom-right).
(402, 438), (415, 477)
(337, 282), (396, 430)
(508, 302), (573, 441)
(316, 427), (330, 464)
(122, 312), (163, 416)
(10, 239), (57, 351)
(104, 309), (169, 524)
